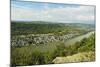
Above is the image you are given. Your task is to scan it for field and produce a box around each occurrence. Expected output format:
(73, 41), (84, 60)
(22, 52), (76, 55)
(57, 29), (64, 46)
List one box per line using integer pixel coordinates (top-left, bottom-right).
(11, 21), (95, 66)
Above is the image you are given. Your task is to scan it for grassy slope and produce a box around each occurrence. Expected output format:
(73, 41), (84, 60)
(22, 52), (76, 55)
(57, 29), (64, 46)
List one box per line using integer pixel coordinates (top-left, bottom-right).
(11, 41), (65, 65)
(53, 34), (95, 64)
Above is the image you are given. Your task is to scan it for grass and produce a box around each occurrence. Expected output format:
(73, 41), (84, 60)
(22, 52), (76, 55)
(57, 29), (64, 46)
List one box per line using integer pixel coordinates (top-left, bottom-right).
(11, 41), (65, 66)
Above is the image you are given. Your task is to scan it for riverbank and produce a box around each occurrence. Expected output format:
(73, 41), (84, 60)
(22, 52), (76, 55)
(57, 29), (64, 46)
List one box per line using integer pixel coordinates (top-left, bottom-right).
(64, 31), (95, 46)
(53, 33), (95, 64)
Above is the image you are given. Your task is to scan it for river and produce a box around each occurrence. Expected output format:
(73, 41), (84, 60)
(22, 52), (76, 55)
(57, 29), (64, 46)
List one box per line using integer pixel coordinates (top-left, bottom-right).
(64, 31), (95, 46)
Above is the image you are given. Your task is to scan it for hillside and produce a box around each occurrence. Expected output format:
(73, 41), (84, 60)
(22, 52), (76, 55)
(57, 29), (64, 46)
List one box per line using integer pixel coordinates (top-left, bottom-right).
(53, 34), (95, 64)
(11, 21), (94, 35)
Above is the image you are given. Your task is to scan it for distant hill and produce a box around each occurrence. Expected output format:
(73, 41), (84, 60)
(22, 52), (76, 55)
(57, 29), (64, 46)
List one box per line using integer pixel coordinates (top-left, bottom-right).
(11, 21), (95, 35)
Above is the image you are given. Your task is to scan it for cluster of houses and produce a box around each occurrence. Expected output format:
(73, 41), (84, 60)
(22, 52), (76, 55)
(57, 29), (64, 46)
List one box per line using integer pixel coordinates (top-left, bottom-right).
(11, 33), (79, 47)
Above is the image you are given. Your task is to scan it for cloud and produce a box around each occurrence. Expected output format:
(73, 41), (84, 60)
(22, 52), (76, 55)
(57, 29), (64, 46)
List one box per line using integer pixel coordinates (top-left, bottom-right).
(11, 7), (41, 21)
(11, 2), (95, 23)
(40, 6), (95, 23)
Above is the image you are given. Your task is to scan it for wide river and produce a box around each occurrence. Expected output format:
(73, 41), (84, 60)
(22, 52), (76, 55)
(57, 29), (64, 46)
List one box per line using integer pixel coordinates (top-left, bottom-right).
(64, 31), (95, 46)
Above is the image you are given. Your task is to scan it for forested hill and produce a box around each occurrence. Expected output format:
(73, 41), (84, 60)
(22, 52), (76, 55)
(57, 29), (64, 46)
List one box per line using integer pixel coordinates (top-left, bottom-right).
(11, 21), (95, 35)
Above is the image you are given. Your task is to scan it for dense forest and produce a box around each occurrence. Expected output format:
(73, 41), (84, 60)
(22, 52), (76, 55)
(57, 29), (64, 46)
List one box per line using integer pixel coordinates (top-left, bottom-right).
(11, 21), (95, 66)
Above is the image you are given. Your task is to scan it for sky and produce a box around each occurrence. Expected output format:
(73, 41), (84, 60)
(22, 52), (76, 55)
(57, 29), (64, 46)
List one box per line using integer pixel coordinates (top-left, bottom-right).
(11, 0), (95, 24)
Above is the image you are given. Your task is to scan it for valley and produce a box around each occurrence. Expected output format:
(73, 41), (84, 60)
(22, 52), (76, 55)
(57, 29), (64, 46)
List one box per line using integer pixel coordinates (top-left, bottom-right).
(11, 21), (95, 66)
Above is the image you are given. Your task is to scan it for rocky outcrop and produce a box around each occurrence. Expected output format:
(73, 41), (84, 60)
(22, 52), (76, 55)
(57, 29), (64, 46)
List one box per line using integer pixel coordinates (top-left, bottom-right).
(52, 51), (95, 64)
